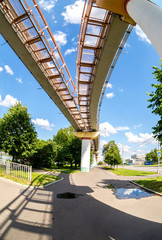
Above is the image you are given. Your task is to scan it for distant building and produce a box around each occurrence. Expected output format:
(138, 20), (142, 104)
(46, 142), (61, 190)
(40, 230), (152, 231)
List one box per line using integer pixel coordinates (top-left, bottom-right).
(131, 154), (145, 165)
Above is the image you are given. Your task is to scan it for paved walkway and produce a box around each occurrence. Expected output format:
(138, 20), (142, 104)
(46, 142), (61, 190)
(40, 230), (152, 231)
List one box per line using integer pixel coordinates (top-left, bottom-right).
(0, 167), (162, 240)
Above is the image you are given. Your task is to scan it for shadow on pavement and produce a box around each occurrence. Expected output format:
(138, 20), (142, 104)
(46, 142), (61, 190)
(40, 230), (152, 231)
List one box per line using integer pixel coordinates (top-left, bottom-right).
(97, 178), (138, 189)
(0, 172), (162, 240)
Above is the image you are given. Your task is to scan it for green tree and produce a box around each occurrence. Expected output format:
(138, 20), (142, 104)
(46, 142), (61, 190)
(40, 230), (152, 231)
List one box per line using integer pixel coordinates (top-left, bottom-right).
(30, 139), (56, 168)
(102, 140), (122, 167)
(69, 136), (81, 168)
(145, 148), (158, 163)
(53, 126), (81, 168)
(53, 127), (70, 167)
(0, 102), (37, 161)
(146, 61), (162, 143)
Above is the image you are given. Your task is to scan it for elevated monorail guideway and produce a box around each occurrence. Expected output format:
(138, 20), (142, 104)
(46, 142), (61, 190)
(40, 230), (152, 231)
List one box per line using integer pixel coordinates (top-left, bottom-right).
(75, 0), (134, 171)
(0, 0), (135, 172)
(2, 0), (160, 172)
(0, 0), (86, 131)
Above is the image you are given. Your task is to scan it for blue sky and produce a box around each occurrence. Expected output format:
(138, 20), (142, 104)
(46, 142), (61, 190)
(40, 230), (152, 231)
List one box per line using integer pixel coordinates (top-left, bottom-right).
(0, 0), (162, 160)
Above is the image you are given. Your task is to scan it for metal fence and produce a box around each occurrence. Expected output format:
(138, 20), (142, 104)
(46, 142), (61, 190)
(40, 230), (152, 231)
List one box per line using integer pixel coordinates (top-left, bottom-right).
(0, 160), (32, 181)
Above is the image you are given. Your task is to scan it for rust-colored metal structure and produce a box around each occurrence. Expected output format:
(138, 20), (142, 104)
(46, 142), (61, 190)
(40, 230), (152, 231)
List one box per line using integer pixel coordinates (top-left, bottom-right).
(0, 0), (86, 130)
(76, 0), (133, 132)
(0, 0), (133, 152)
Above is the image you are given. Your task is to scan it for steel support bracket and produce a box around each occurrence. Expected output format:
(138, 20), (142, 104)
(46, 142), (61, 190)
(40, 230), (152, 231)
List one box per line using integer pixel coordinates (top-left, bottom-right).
(96, 0), (136, 25)
(74, 131), (100, 139)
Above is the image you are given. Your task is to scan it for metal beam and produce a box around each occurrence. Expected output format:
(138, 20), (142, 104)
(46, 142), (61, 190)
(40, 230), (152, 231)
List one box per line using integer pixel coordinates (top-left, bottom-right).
(0, 9), (81, 130)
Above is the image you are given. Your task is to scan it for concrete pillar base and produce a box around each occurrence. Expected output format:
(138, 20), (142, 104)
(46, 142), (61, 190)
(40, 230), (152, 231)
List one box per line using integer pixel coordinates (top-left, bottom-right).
(74, 131), (100, 173)
(81, 167), (90, 172)
(81, 139), (91, 172)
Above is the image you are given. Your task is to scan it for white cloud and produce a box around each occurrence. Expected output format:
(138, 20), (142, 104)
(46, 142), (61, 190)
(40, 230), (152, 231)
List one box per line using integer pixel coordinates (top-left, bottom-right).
(107, 83), (112, 88)
(100, 122), (130, 138)
(62, 0), (84, 24)
(4, 65), (14, 75)
(52, 14), (57, 23)
(71, 37), (76, 42)
(106, 92), (114, 99)
(0, 67), (3, 72)
(99, 139), (107, 161)
(64, 47), (77, 56)
(32, 118), (54, 131)
(119, 88), (124, 92)
(134, 25), (151, 44)
(38, 0), (57, 12)
(116, 126), (129, 131)
(0, 94), (18, 107)
(125, 132), (157, 144)
(134, 124), (142, 129)
(16, 77), (23, 84)
(124, 42), (130, 48)
(100, 139), (107, 149)
(118, 143), (130, 153)
(54, 31), (67, 47)
(100, 122), (117, 137)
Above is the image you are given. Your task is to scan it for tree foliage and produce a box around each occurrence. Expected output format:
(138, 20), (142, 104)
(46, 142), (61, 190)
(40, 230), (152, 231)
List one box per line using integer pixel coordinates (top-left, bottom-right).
(102, 140), (122, 167)
(53, 126), (81, 168)
(0, 102), (37, 161)
(146, 61), (162, 143)
(0, 102), (82, 169)
(145, 148), (158, 163)
(30, 139), (56, 168)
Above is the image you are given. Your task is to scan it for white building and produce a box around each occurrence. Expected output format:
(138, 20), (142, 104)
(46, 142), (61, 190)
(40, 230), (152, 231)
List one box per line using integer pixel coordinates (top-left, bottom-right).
(131, 154), (146, 165)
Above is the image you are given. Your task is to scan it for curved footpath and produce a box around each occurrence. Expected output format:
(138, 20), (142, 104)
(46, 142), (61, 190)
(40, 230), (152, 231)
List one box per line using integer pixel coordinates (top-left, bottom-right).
(0, 167), (162, 240)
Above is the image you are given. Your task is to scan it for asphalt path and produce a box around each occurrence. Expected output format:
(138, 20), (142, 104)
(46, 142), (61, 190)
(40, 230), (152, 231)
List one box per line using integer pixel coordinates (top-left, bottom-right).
(0, 167), (162, 240)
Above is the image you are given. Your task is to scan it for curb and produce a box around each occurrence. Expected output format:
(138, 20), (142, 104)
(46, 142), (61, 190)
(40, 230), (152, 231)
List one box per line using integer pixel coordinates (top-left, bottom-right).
(38, 177), (64, 188)
(0, 176), (64, 188)
(130, 180), (162, 197)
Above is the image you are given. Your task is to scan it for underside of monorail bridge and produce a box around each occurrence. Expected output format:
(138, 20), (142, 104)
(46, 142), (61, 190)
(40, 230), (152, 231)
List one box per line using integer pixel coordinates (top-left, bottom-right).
(0, 0), (161, 171)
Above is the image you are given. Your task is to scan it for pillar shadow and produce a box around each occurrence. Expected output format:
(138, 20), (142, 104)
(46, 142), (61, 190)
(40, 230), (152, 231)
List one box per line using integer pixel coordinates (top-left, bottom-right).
(0, 172), (162, 240)
(48, 173), (162, 240)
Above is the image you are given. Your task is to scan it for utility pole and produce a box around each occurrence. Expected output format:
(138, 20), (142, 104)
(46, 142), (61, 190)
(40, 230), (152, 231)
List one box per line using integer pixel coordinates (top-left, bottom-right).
(157, 140), (161, 174)
(122, 145), (124, 167)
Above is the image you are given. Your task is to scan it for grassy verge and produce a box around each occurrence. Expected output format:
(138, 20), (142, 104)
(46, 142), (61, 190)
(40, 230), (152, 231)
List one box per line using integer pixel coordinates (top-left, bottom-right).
(134, 177), (162, 193)
(0, 171), (61, 186)
(42, 167), (80, 174)
(104, 167), (155, 176)
(136, 164), (162, 167)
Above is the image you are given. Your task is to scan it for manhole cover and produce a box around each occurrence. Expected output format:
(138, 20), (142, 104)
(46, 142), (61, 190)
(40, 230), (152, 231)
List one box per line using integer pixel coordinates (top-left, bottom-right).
(57, 192), (83, 199)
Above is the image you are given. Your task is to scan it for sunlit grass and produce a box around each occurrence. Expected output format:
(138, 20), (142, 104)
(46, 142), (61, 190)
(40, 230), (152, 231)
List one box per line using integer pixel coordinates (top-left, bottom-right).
(42, 167), (80, 174)
(137, 164), (162, 167)
(0, 171), (61, 186)
(104, 167), (155, 176)
(134, 177), (162, 193)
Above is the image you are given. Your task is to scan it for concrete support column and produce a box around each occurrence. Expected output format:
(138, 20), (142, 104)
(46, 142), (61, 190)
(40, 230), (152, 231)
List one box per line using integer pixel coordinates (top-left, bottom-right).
(81, 138), (91, 172)
(125, 0), (162, 58)
(74, 131), (100, 173)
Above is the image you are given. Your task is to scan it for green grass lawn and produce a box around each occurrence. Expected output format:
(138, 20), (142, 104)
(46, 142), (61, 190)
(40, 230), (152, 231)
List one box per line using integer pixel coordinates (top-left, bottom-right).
(136, 164), (162, 167)
(104, 167), (155, 176)
(134, 177), (162, 193)
(0, 171), (61, 186)
(42, 167), (80, 174)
